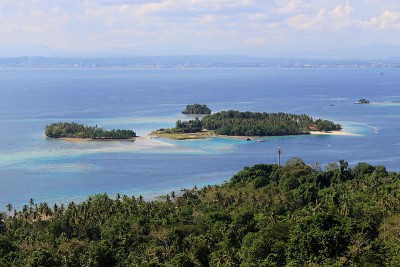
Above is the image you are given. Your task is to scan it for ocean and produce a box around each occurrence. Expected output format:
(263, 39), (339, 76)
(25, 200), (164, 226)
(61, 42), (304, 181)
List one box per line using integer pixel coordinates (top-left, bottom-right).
(1, 67), (399, 209)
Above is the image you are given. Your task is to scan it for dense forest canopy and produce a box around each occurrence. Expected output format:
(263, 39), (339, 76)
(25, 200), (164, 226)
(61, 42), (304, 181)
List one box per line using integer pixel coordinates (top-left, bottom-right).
(182, 104), (212, 115)
(161, 110), (342, 136)
(45, 122), (136, 139)
(1, 159), (399, 266)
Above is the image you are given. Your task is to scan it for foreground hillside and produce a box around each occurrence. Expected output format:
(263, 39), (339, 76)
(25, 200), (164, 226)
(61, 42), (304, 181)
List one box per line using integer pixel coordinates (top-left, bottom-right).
(1, 159), (400, 266)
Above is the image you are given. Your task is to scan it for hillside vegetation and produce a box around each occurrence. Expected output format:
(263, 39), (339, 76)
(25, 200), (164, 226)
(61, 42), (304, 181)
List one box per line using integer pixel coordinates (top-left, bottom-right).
(1, 159), (399, 266)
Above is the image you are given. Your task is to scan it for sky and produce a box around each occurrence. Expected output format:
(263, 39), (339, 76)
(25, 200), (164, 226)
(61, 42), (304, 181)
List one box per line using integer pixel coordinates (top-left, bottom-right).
(0, 0), (400, 57)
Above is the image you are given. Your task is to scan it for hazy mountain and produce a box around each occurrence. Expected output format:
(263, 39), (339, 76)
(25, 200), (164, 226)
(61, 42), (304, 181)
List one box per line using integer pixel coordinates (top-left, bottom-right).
(283, 44), (400, 61)
(0, 53), (398, 68)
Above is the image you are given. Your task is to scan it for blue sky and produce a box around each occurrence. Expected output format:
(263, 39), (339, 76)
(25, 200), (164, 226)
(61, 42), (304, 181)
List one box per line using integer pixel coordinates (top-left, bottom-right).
(0, 0), (399, 57)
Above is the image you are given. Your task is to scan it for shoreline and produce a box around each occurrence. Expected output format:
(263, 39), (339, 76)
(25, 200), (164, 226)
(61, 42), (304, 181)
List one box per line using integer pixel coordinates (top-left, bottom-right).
(58, 136), (141, 143)
(151, 129), (357, 141)
(54, 128), (358, 143)
(309, 130), (358, 136)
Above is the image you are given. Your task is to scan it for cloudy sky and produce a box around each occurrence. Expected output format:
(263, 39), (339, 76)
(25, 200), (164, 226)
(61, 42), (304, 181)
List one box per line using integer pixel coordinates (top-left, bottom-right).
(0, 0), (399, 57)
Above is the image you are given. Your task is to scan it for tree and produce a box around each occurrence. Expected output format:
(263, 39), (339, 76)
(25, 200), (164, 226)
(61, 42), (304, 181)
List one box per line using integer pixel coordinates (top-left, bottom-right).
(286, 213), (351, 265)
(182, 104), (211, 114)
(0, 213), (6, 234)
(351, 162), (375, 178)
(168, 253), (195, 267)
(285, 157), (305, 168)
(240, 223), (290, 266)
(325, 162), (339, 172)
(5, 203), (13, 217)
(226, 211), (257, 247)
(26, 248), (59, 267)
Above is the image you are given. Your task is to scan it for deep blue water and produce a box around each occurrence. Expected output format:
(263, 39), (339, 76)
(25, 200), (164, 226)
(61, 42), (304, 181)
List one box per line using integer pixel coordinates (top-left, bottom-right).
(1, 67), (400, 209)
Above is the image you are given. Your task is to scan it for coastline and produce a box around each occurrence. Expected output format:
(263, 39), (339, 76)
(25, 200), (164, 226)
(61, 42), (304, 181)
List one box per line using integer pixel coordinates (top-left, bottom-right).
(58, 129), (357, 143)
(151, 129), (357, 141)
(59, 137), (139, 142)
(150, 131), (214, 140)
(309, 130), (357, 136)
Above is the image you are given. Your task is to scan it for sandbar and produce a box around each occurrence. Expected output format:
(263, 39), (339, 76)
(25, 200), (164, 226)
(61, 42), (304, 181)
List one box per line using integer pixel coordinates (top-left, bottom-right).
(309, 130), (357, 136)
(150, 131), (214, 140)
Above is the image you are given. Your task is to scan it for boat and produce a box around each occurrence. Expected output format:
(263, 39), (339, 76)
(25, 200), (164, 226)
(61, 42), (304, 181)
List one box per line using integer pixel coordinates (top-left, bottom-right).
(354, 98), (370, 104)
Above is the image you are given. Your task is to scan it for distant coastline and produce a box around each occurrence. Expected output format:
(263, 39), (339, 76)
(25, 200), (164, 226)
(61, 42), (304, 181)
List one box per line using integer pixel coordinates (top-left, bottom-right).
(1, 55), (398, 69)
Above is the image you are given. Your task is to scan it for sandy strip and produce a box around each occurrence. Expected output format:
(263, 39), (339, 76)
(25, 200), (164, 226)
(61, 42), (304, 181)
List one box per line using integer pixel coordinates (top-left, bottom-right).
(59, 137), (90, 143)
(215, 135), (256, 140)
(59, 137), (140, 143)
(309, 130), (358, 136)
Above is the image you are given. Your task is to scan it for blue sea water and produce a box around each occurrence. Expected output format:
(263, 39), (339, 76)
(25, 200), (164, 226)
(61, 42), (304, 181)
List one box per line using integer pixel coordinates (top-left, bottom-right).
(1, 67), (400, 209)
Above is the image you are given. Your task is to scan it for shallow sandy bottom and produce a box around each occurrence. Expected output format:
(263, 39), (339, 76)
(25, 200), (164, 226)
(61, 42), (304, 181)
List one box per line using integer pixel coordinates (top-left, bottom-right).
(309, 130), (359, 136)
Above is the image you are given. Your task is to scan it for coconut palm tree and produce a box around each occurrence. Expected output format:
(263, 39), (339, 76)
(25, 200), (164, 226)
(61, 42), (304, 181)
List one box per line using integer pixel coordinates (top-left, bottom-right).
(6, 203), (13, 217)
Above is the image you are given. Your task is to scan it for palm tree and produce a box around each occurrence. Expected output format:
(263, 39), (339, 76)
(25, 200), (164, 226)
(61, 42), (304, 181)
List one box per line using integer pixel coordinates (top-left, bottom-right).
(6, 203), (13, 217)
(29, 198), (34, 207)
(28, 198), (35, 216)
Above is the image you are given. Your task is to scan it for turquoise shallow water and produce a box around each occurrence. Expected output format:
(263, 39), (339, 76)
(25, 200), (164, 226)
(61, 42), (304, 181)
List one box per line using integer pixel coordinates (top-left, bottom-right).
(0, 68), (399, 209)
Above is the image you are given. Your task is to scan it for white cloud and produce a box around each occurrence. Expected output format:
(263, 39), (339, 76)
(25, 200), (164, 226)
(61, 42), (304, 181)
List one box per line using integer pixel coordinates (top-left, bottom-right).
(275, 0), (311, 14)
(285, 0), (354, 30)
(330, 0), (353, 17)
(361, 10), (400, 29)
(0, 0), (399, 56)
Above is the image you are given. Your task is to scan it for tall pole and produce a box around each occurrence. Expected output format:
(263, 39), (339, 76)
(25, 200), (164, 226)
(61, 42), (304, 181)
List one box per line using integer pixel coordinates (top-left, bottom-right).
(278, 146), (281, 167)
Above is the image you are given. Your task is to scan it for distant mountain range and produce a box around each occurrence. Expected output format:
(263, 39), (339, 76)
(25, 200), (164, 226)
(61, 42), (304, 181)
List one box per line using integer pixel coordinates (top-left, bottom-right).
(281, 44), (400, 61)
(1, 43), (400, 68)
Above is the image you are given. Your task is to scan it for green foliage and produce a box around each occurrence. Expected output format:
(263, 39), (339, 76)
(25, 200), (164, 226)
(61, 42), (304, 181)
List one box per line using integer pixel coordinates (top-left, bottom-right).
(315, 119), (342, 131)
(168, 253), (196, 267)
(26, 248), (59, 267)
(175, 118), (203, 133)
(286, 213), (352, 265)
(202, 110), (341, 136)
(158, 118), (203, 134)
(240, 222), (290, 266)
(2, 159), (400, 266)
(351, 162), (375, 178)
(45, 122), (136, 139)
(230, 164), (276, 187)
(182, 104), (212, 115)
(0, 235), (16, 257)
(161, 110), (341, 137)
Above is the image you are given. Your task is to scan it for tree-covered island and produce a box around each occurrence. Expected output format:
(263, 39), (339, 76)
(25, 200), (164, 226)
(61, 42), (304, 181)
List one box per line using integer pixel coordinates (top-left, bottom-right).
(45, 122), (136, 139)
(154, 110), (341, 139)
(182, 104), (212, 115)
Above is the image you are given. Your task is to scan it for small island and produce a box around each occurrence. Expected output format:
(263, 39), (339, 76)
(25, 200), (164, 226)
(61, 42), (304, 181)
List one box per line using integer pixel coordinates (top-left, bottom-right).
(45, 122), (136, 139)
(154, 110), (342, 140)
(182, 104), (211, 114)
(354, 98), (370, 104)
